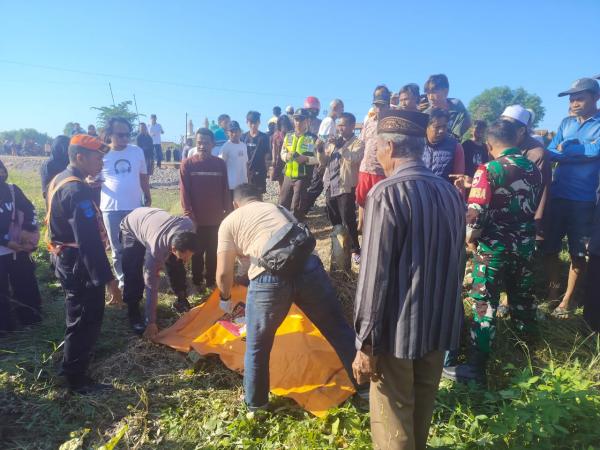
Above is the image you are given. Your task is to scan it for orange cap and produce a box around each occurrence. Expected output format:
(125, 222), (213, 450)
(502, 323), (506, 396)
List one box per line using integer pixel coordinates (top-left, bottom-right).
(69, 134), (109, 153)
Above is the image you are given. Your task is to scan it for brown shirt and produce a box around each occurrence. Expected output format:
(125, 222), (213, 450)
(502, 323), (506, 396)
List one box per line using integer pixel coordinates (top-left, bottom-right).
(179, 154), (230, 227)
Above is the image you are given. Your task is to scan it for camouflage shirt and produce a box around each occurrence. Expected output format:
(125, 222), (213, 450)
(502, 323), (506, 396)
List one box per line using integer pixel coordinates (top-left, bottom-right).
(467, 147), (542, 253)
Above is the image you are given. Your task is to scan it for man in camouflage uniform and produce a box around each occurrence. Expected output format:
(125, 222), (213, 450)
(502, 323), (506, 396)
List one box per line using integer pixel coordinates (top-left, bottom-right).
(443, 119), (542, 384)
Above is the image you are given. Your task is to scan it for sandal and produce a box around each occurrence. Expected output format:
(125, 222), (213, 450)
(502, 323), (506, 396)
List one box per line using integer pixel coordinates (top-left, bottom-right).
(551, 306), (573, 319)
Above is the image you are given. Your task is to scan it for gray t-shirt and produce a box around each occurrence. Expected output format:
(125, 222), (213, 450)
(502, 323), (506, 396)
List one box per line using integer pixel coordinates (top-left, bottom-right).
(120, 207), (194, 322)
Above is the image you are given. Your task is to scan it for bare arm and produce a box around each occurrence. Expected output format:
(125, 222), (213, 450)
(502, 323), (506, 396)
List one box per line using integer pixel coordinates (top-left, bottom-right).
(216, 249), (237, 299)
(140, 174), (151, 206)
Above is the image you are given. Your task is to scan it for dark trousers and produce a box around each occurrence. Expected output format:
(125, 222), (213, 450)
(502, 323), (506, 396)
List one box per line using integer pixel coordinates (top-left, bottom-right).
(279, 176), (309, 221)
(244, 255), (358, 407)
(153, 144), (163, 168)
(325, 190), (360, 253)
(584, 254), (600, 332)
(121, 231), (187, 312)
(303, 166), (325, 214)
(53, 248), (105, 383)
(0, 252), (42, 333)
(192, 225), (219, 286)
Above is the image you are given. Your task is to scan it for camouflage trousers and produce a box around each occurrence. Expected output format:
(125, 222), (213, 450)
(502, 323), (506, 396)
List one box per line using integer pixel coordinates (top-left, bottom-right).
(469, 247), (537, 354)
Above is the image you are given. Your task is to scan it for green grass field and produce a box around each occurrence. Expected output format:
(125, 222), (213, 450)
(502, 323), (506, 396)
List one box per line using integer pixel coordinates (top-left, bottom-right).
(1, 170), (600, 449)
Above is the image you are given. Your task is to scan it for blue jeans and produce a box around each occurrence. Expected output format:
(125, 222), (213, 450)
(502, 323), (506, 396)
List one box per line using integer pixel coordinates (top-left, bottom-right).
(102, 210), (132, 288)
(244, 254), (357, 408)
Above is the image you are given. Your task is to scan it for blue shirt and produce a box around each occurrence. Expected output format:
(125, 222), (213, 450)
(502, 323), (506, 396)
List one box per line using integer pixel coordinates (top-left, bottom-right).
(548, 112), (600, 202)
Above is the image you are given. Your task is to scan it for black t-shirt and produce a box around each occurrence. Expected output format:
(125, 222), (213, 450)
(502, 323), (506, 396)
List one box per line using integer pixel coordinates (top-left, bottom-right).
(136, 134), (154, 160)
(241, 131), (269, 175)
(462, 139), (489, 178)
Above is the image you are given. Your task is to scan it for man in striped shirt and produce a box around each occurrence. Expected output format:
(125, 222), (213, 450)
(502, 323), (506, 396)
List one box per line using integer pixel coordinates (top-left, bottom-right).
(353, 109), (465, 450)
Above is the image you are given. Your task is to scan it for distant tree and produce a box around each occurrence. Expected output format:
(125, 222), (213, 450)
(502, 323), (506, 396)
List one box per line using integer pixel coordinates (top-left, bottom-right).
(63, 122), (78, 136)
(0, 128), (52, 145)
(469, 86), (545, 128)
(91, 101), (140, 129)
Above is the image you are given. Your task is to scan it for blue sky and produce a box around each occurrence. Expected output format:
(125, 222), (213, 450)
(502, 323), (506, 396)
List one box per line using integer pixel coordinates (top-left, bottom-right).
(1, 0), (598, 141)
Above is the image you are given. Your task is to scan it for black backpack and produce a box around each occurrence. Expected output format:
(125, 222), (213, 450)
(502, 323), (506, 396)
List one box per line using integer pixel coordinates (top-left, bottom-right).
(258, 206), (316, 277)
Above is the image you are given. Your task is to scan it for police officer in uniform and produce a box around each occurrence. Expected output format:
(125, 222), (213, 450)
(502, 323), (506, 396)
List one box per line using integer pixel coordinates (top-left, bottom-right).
(46, 134), (114, 394)
(278, 108), (319, 221)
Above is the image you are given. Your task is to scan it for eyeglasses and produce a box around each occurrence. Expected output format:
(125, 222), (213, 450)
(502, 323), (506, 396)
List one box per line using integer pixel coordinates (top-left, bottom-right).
(113, 132), (129, 138)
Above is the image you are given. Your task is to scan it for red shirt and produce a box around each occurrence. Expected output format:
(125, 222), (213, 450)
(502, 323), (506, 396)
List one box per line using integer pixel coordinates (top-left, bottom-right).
(179, 154), (230, 226)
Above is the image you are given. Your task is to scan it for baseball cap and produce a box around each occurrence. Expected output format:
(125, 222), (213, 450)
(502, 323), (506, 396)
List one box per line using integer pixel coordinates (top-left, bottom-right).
(69, 134), (109, 153)
(227, 120), (241, 131)
(293, 108), (309, 120)
(501, 105), (532, 126)
(558, 78), (600, 97)
(285, 105), (294, 114)
(373, 89), (391, 106)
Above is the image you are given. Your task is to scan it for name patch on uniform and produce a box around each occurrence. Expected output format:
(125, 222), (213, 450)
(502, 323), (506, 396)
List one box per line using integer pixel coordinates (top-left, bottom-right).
(77, 200), (95, 218)
(468, 168), (491, 205)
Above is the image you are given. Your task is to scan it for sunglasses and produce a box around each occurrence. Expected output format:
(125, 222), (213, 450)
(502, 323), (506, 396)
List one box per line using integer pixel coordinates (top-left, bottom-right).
(113, 132), (130, 138)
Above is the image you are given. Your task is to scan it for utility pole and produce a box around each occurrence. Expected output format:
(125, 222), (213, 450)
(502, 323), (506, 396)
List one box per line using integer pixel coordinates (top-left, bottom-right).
(108, 82), (116, 106)
(133, 94), (140, 126)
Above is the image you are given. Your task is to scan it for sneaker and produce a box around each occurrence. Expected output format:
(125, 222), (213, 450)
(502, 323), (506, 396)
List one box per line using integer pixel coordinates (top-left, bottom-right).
(173, 298), (192, 313)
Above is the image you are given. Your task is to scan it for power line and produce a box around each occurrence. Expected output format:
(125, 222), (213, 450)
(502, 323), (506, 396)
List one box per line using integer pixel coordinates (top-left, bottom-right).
(0, 59), (301, 99)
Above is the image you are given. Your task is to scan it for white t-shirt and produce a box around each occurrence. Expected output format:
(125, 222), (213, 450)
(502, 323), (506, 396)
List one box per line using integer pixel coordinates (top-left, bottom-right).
(219, 141), (248, 190)
(100, 144), (147, 211)
(149, 123), (163, 145)
(318, 116), (336, 139)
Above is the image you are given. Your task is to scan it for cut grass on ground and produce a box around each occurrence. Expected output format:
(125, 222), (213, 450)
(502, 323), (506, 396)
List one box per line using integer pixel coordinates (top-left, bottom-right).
(0, 170), (599, 449)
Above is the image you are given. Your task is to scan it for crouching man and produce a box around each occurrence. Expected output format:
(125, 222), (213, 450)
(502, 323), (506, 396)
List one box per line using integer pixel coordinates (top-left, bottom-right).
(119, 207), (199, 339)
(216, 183), (362, 411)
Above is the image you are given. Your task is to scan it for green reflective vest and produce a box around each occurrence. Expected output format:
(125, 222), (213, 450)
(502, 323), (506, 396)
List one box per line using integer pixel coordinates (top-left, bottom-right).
(283, 132), (316, 179)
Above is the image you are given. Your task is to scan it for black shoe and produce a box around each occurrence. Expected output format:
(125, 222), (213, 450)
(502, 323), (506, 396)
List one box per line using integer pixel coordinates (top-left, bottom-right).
(130, 322), (145, 335)
(442, 364), (486, 385)
(442, 348), (488, 385)
(173, 298), (191, 313)
(128, 306), (145, 335)
(71, 381), (113, 395)
(68, 375), (113, 395)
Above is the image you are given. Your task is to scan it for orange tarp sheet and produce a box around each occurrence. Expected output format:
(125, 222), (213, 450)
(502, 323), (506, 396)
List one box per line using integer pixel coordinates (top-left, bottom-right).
(155, 286), (355, 416)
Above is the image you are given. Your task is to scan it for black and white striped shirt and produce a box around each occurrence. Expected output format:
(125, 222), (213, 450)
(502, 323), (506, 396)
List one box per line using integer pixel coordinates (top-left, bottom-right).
(354, 159), (465, 359)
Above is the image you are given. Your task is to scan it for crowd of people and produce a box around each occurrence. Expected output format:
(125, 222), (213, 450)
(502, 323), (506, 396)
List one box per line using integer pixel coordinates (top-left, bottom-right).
(1, 72), (600, 450)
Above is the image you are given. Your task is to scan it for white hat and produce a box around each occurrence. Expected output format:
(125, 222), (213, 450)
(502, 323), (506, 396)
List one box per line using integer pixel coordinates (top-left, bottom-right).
(501, 105), (531, 126)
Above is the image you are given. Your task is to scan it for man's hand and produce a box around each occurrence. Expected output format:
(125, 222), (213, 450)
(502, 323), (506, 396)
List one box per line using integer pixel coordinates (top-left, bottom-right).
(352, 348), (379, 385)
(18, 231), (37, 252)
(449, 174), (472, 190)
(295, 155), (309, 164)
(143, 323), (159, 340)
